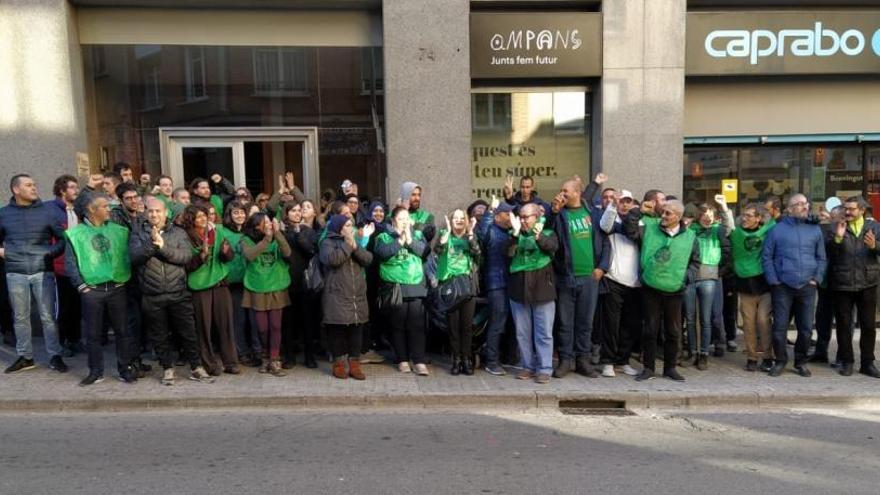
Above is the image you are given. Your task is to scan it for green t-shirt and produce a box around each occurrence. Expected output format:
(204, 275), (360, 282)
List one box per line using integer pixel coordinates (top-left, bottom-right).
(566, 207), (595, 276)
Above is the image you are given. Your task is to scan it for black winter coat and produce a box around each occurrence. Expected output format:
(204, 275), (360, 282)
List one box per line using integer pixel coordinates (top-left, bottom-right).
(825, 218), (880, 291)
(319, 233), (373, 325)
(284, 224), (319, 294)
(0, 198), (65, 275)
(129, 220), (194, 296)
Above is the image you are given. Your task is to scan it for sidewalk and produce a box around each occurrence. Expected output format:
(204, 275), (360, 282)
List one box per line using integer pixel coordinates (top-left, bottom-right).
(1, 332), (879, 413)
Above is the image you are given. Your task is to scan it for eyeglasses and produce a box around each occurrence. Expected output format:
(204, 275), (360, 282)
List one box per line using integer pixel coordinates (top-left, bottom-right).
(122, 194), (139, 201)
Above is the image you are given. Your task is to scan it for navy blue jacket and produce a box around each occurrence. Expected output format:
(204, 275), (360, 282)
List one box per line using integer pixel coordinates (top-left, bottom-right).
(762, 215), (827, 289)
(505, 191), (551, 217)
(476, 210), (512, 291)
(0, 198), (66, 275)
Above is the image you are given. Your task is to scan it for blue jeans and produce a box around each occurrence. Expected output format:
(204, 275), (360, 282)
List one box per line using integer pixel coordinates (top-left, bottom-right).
(685, 279), (719, 354)
(6, 272), (61, 359)
(771, 284), (817, 366)
(555, 276), (598, 361)
(483, 288), (509, 366)
(510, 299), (555, 375)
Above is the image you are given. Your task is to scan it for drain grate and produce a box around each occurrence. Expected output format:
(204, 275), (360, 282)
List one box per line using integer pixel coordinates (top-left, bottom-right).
(558, 399), (635, 416)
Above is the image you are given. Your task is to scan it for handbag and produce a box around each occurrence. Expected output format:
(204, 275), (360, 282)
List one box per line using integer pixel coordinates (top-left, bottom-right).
(303, 256), (324, 293)
(438, 274), (473, 313)
(377, 282), (403, 310)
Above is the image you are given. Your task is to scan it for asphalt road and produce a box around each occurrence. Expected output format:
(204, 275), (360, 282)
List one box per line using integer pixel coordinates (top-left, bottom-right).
(1, 407), (878, 495)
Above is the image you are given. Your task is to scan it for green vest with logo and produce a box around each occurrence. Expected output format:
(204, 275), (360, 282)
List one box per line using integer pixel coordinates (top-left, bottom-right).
(210, 194), (224, 219)
(242, 237), (291, 293)
(510, 231), (554, 274)
(640, 225), (695, 293)
(410, 209), (433, 228)
(221, 227), (246, 284)
(730, 222), (774, 278)
(377, 231), (425, 285)
(692, 224), (722, 266)
(187, 227), (230, 291)
(65, 222), (131, 286)
(436, 232), (472, 282)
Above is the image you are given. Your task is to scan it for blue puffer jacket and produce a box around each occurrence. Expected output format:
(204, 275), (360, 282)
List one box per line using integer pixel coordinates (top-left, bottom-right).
(476, 210), (511, 291)
(761, 215), (826, 289)
(0, 198), (66, 275)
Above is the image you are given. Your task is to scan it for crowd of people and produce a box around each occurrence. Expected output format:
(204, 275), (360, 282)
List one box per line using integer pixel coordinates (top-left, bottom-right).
(1, 161), (879, 387)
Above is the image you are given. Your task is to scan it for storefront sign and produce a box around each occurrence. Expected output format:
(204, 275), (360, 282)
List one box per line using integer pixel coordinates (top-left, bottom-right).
(687, 12), (880, 75)
(470, 12), (602, 78)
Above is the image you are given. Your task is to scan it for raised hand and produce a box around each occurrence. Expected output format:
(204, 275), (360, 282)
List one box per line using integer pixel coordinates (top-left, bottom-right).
(834, 221), (846, 239)
(503, 175), (514, 200)
(594, 173), (608, 185)
(468, 216), (477, 236)
(865, 229), (876, 250)
(285, 171), (296, 190)
(210, 173), (222, 184)
(510, 214), (522, 236)
(641, 200), (655, 215)
(278, 174), (288, 194)
(714, 193), (729, 211)
(533, 220), (544, 237)
(441, 215), (451, 244)
(490, 194), (500, 210)
(362, 222), (375, 239)
(552, 191), (566, 213)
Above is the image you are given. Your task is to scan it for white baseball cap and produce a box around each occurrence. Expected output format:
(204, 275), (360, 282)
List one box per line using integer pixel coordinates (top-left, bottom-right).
(620, 189), (634, 200)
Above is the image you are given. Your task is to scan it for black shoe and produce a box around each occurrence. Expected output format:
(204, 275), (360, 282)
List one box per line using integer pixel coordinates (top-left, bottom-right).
(450, 357), (461, 376)
(663, 368), (685, 382)
(136, 360), (152, 373)
(574, 358), (598, 378)
(118, 365), (138, 384)
(484, 362), (506, 376)
(839, 363), (854, 377)
(808, 354), (829, 364)
(768, 362), (785, 377)
(859, 363), (880, 378)
(696, 354), (708, 371)
(553, 359), (571, 379)
(282, 357), (295, 370)
(49, 355), (68, 373)
(794, 365), (812, 378)
(304, 354), (318, 369)
(4, 357), (35, 374)
(461, 357), (475, 376)
(79, 373), (104, 386)
(713, 347), (725, 358)
(745, 360), (758, 372)
(635, 369), (655, 381)
(760, 359), (774, 372)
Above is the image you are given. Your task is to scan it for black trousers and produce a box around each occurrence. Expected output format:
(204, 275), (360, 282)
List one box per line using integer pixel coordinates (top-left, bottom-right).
(142, 292), (200, 370)
(600, 279), (639, 365)
(722, 276), (738, 342)
(447, 297), (476, 358)
(56, 275), (81, 346)
(327, 323), (363, 360)
(82, 285), (130, 374)
(641, 286), (682, 372)
(391, 299), (426, 364)
(834, 288), (878, 366)
(284, 290), (321, 360)
(814, 287), (835, 358)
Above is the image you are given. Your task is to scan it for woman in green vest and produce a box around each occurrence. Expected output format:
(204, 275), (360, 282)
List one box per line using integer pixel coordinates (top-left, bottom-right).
(434, 209), (480, 376)
(730, 203), (775, 372)
(181, 204), (238, 376)
(222, 200), (262, 368)
(684, 203), (731, 370)
(241, 212), (292, 377)
(374, 206), (430, 375)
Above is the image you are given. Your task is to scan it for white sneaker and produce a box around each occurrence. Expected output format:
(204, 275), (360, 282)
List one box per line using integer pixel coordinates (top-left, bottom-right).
(161, 368), (175, 386)
(398, 361), (412, 373)
(601, 364), (616, 377)
(189, 366), (215, 383)
(413, 363), (430, 376)
(619, 364), (639, 376)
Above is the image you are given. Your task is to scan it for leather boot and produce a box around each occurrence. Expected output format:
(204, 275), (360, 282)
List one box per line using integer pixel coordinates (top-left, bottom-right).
(461, 356), (475, 376)
(332, 358), (348, 379)
(450, 357), (461, 376)
(348, 358), (366, 380)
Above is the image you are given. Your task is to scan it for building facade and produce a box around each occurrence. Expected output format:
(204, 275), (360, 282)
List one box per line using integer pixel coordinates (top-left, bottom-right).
(2, 0), (880, 216)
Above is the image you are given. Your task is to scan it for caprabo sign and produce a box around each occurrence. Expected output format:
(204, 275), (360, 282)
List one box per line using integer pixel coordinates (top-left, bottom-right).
(687, 12), (880, 75)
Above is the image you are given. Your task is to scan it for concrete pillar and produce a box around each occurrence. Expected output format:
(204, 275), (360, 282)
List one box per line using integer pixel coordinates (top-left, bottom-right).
(0, 0), (88, 196)
(382, 0), (472, 218)
(598, 0), (686, 198)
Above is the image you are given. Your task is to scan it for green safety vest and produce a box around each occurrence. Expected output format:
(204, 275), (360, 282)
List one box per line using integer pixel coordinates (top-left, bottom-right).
(187, 227), (230, 291)
(377, 231), (425, 285)
(730, 222), (775, 279)
(510, 231), (554, 274)
(65, 222), (131, 286)
(242, 236), (291, 293)
(640, 224), (695, 293)
(221, 227), (246, 284)
(692, 223), (722, 266)
(410, 209), (433, 228)
(436, 231), (472, 282)
(210, 194), (224, 218)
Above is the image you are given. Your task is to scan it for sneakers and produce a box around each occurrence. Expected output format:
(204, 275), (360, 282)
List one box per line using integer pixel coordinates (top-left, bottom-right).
(618, 364), (639, 376)
(4, 357), (35, 374)
(190, 366), (215, 383)
(79, 373), (104, 386)
(483, 362), (506, 376)
(49, 355), (68, 373)
(398, 361), (412, 373)
(759, 359), (774, 372)
(534, 373), (551, 384)
(516, 369), (534, 380)
(726, 340), (738, 352)
(359, 350), (386, 364)
(601, 364), (616, 377)
(161, 368), (176, 386)
(118, 365), (138, 384)
(413, 363), (430, 376)
(268, 360), (287, 377)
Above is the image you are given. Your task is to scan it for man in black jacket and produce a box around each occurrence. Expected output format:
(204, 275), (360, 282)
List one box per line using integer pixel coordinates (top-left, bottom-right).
(130, 197), (213, 385)
(0, 174), (68, 374)
(827, 196), (880, 378)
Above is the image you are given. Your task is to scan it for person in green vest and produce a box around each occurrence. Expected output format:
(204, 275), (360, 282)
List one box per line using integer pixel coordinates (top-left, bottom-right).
(683, 203), (731, 371)
(222, 200), (262, 368)
(625, 199), (700, 382)
(152, 175), (174, 212)
(181, 204), (238, 376)
(374, 206), (430, 375)
(241, 213), (292, 377)
(434, 209), (481, 376)
(170, 187), (190, 223)
(189, 174), (234, 219)
(399, 181), (436, 243)
(730, 203), (776, 372)
(507, 203), (559, 384)
(64, 193), (138, 386)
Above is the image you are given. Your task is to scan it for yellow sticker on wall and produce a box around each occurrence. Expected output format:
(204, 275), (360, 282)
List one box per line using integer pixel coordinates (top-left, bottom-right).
(722, 179), (738, 204)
